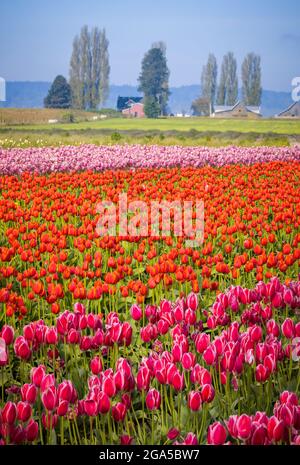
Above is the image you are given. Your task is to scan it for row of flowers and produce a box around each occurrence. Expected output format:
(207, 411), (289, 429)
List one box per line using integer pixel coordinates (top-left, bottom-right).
(1, 144), (300, 174)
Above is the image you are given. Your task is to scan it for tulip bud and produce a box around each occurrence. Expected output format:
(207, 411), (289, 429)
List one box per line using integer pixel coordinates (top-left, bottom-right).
(98, 391), (111, 414)
(186, 292), (198, 311)
(255, 364), (270, 383)
(25, 419), (39, 441)
(184, 432), (198, 445)
(185, 309), (196, 325)
(130, 304), (142, 321)
(112, 402), (127, 422)
(41, 385), (57, 411)
(250, 423), (267, 445)
(188, 390), (202, 411)
(2, 401), (17, 424)
(267, 416), (285, 442)
(57, 400), (69, 417)
(1, 325), (14, 345)
(31, 365), (46, 387)
(236, 414), (252, 440)
(171, 371), (184, 391)
(84, 399), (98, 417)
(195, 333), (210, 354)
(207, 421), (227, 445)
(40, 373), (55, 392)
(203, 345), (217, 366)
(281, 318), (295, 339)
(167, 427), (180, 440)
(145, 388), (161, 410)
(45, 327), (58, 345)
(58, 380), (73, 402)
(201, 384), (215, 403)
(120, 435), (134, 445)
(21, 383), (38, 404)
(17, 401), (32, 422)
(102, 376), (116, 398)
(182, 352), (196, 370)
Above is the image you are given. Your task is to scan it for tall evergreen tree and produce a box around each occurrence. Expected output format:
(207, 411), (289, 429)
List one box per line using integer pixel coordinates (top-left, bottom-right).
(138, 45), (170, 117)
(201, 53), (217, 112)
(242, 52), (262, 106)
(217, 52), (238, 106)
(44, 75), (71, 108)
(69, 25), (110, 110)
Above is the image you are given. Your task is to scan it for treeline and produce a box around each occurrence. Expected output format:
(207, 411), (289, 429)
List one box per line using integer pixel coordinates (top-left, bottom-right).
(44, 26), (262, 119)
(193, 52), (261, 115)
(44, 25), (110, 110)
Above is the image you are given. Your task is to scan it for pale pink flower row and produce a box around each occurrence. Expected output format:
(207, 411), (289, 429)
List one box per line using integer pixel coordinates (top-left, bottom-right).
(0, 144), (300, 175)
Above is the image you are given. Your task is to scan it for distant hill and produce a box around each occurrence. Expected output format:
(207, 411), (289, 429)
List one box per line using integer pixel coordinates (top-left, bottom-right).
(0, 81), (294, 117)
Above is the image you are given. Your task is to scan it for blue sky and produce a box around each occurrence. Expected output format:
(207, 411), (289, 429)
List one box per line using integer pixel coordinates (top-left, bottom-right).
(0, 0), (299, 90)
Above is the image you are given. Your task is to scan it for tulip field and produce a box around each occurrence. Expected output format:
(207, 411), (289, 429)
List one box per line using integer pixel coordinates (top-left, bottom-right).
(0, 143), (300, 446)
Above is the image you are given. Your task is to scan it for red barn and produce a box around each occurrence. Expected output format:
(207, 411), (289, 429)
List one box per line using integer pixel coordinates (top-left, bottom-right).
(122, 101), (145, 118)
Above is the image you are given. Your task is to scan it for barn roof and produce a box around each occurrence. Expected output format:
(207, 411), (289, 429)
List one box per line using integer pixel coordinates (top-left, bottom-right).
(277, 100), (300, 116)
(214, 101), (261, 115)
(117, 96), (143, 111)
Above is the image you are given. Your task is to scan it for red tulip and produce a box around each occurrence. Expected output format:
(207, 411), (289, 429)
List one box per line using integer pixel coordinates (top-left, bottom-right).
(186, 292), (198, 311)
(23, 324), (35, 341)
(255, 364), (270, 382)
(281, 318), (295, 339)
(112, 402), (127, 422)
(167, 427), (180, 440)
(279, 391), (298, 405)
(14, 336), (31, 360)
(102, 375), (116, 398)
(183, 432), (198, 445)
(17, 401), (32, 422)
(130, 304), (142, 321)
(267, 416), (285, 442)
(250, 423), (267, 445)
(41, 385), (57, 411)
(188, 390), (202, 411)
(203, 345), (216, 365)
(249, 325), (263, 343)
(185, 309), (196, 325)
(58, 380), (73, 402)
(45, 327), (58, 345)
(57, 400), (69, 417)
(25, 419), (39, 441)
(40, 373), (55, 392)
(201, 384), (215, 403)
(145, 388), (161, 410)
(182, 352), (196, 370)
(84, 399), (98, 416)
(98, 391), (111, 414)
(120, 435), (134, 445)
(171, 371), (184, 391)
(1, 325), (14, 345)
(21, 383), (37, 404)
(136, 366), (151, 391)
(207, 421), (227, 445)
(2, 401), (17, 424)
(31, 365), (46, 387)
(236, 414), (252, 440)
